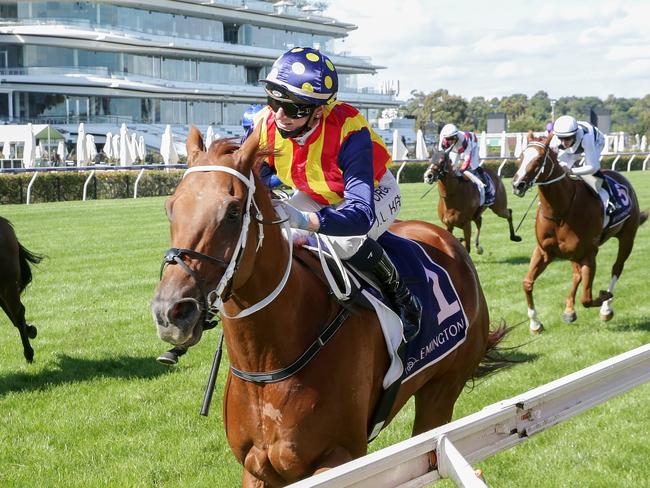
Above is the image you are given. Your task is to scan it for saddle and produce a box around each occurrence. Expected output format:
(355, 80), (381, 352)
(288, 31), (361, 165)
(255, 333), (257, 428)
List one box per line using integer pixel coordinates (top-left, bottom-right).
(297, 231), (470, 441)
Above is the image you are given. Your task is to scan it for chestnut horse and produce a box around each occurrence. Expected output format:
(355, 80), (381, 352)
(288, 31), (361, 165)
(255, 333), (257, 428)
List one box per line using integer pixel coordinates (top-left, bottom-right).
(151, 127), (512, 486)
(512, 133), (648, 334)
(0, 217), (42, 362)
(423, 149), (521, 254)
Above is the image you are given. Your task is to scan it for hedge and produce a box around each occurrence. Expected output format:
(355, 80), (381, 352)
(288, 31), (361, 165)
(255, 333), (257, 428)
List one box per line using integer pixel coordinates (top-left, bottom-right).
(0, 156), (643, 204)
(0, 170), (183, 205)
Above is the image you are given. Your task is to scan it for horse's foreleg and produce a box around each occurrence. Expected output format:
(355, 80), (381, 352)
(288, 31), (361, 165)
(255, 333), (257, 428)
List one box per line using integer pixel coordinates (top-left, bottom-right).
(313, 446), (355, 475)
(506, 208), (522, 242)
(579, 256), (612, 308)
(461, 223), (472, 254)
(473, 215), (483, 255)
(523, 246), (551, 334)
(562, 261), (582, 323)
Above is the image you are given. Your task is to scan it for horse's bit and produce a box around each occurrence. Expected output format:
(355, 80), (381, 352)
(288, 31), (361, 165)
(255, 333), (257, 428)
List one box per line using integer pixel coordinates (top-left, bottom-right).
(160, 165), (293, 322)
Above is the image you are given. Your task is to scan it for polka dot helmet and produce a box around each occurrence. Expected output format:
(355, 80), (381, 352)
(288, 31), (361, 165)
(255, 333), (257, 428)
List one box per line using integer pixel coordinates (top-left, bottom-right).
(261, 47), (338, 106)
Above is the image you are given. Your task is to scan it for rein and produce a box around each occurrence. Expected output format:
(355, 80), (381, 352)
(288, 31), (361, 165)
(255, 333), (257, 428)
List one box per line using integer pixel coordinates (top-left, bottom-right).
(160, 165), (293, 323)
(525, 141), (567, 188)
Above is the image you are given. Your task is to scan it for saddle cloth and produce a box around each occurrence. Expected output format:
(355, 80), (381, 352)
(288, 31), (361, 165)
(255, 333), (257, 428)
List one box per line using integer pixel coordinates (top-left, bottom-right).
(603, 174), (633, 228)
(305, 231), (469, 387)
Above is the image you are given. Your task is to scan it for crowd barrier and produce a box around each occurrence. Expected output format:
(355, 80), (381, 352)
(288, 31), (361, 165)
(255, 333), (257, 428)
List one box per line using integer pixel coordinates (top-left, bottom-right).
(289, 344), (650, 487)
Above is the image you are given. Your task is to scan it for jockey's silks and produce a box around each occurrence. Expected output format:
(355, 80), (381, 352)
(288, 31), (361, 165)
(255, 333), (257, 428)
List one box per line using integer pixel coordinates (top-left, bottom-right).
(257, 102), (391, 205)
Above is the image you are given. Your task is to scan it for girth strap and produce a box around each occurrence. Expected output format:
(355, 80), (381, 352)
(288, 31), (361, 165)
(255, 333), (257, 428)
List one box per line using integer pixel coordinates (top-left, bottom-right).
(230, 307), (350, 384)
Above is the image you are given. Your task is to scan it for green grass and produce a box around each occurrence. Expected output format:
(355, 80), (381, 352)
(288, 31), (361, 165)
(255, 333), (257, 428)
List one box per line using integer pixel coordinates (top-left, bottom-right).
(0, 173), (649, 487)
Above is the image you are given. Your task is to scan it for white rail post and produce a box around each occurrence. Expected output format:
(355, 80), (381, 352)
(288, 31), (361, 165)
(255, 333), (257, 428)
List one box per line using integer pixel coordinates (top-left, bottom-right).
(497, 159), (508, 177)
(437, 435), (488, 488)
(611, 154), (621, 171)
(642, 154), (650, 171)
(26, 171), (39, 205)
(395, 160), (408, 184)
(626, 154), (636, 172)
(83, 170), (95, 201)
(133, 168), (146, 198)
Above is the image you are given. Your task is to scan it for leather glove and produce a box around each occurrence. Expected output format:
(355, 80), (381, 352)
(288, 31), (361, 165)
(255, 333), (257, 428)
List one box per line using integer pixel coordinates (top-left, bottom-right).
(280, 203), (312, 230)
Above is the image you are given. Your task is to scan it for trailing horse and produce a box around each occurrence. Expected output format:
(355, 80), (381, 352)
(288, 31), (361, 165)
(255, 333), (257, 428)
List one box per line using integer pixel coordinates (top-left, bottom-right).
(151, 127), (515, 486)
(0, 217), (42, 362)
(423, 148), (521, 254)
(512, 132), (648, 334)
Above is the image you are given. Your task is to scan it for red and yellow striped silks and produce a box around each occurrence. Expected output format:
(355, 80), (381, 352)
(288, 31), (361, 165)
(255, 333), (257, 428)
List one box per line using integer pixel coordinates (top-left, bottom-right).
(257, 102), (391, 205)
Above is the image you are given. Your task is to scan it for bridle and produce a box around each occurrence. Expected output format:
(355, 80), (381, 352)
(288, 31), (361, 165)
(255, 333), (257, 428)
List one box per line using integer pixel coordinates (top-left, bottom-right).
(518, 141), (566, 192)
(425, 148), (451, 182)
(159, 165), (293, 326)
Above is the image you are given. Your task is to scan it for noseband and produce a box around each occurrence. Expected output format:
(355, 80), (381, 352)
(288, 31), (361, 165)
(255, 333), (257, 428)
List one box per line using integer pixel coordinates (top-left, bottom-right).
(159, 165), (293, 324)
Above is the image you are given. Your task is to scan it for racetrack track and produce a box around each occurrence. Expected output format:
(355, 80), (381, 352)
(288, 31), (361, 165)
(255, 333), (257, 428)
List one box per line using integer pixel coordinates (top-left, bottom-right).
(1, 173), (649, 486)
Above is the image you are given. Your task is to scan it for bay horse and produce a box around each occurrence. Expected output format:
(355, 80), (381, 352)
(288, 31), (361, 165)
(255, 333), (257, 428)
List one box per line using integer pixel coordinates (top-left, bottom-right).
(423, 148), (521, 254)
(151, 127), (512, 486)
(0, 217), (42, 362)
(512, 132), (648, 334)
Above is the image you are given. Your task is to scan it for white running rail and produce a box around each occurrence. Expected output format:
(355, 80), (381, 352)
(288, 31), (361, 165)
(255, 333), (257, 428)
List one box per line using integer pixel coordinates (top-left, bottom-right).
(289, 343), (650, 488)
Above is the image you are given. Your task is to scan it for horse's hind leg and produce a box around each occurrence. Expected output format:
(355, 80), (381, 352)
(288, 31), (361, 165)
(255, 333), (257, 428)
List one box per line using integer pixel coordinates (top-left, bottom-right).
(461, 223), (472, 254)
(579, 254), (612, 309)
(412, 376), (466, 435)
(0, 293), (35, 363)
(562, 261), (582, 323)
(600, 234), (635, 320)
(491, 180), (521, 242)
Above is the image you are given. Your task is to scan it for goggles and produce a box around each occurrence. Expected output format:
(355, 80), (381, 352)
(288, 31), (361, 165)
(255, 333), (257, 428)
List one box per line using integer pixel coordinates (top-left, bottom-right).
(267, 97), (316, 119)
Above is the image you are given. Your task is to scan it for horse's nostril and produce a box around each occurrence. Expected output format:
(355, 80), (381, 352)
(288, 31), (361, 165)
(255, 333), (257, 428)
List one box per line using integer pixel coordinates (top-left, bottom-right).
(170, 300), (200, 323)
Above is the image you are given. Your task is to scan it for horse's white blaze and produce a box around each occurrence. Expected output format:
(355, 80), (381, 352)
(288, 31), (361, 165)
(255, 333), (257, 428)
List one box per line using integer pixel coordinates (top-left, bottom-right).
(515, 147), (539, 180)
(263, 402), (283, 424)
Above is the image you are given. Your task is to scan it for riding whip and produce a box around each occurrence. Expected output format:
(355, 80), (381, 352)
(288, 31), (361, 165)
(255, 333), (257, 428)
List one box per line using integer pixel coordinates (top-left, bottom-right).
(420, 185), (436, 199)
(200, 329), (224, 417)
(514, 194), (539, 234)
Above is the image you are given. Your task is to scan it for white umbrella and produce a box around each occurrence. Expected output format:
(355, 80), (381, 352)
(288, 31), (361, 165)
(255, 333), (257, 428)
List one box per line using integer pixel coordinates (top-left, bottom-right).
(129, 133), (138, 162)
(76, 122), (87, 166)
(35, 141), (44, 161)
(104, 132), (113, 159)
(391, 129), (408, 161)
(86, 134), (98, 163)
(112, 134), (121, 161)
(415, 129), (429, 160)
(205, 126), (215, 150)
(616, 133), (625, 153)
(56, 140), (66, 162)
(160, 125), (179, 165)
(2, 141), (11, 159)
(137, 135), (146, 161)
(641, 135), (648, 152)
(479, 131), (487, 158)
(23, 124), (36, 168)
(499, 131), (510, 157)
(119, 123), (133, 166)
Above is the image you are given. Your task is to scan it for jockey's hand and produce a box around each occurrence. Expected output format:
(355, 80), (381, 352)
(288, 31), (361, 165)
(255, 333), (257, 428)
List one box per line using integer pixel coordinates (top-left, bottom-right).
(280, 203), (318, 231)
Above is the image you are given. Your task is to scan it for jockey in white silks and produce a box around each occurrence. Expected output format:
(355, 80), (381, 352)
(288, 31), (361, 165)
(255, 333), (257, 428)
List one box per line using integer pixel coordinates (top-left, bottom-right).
(551, 115), (615, 214)
(438, 124), (485, 205)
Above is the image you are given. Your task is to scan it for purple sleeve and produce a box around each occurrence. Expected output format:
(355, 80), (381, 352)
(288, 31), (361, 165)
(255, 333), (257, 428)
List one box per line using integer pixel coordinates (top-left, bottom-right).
(316, 128), (376, 236)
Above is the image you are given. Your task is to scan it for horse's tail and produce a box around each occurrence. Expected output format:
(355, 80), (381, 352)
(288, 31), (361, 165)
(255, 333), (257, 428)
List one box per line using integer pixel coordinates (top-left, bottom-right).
(473, 321), (523, 380)
(639, 208), (649, 227)
(17, 241), (43, 292)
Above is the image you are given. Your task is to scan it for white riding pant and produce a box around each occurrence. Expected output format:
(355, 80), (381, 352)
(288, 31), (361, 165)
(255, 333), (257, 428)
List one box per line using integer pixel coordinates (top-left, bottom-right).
(287, 170), (401, 259)
(456, 169), (486, 205)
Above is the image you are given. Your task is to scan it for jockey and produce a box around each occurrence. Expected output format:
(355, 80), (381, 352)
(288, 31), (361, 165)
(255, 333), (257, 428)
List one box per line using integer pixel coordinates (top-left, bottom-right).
(247, 47), (421, 342)
(551, 115), (614, 214)
(438, 124), (486, 204)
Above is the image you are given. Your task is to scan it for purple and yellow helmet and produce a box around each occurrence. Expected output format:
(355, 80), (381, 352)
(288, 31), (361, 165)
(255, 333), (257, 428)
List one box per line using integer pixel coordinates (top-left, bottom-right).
(261, 47), (338, 106)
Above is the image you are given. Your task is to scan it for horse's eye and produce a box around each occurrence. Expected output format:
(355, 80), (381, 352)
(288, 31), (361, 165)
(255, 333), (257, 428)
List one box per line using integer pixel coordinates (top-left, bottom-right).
(226, 204), (241, 221)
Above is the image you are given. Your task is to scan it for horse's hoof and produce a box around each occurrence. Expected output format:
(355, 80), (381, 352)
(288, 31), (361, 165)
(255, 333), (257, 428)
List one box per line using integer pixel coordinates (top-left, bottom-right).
(157, 351), (180, 365)
(561, 312), (577, 323)
(530, 323), (544, 335)
(27, 325), (37, 339)
(476, 246), (484, 255)
(511, 235), (522, 242)
(600, 310), (614, 322)
(25, 349), (34, 363)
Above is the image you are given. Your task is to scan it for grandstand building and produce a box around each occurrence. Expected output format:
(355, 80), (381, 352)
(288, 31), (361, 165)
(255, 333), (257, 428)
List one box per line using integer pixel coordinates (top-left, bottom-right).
(0, 0), (397, 138)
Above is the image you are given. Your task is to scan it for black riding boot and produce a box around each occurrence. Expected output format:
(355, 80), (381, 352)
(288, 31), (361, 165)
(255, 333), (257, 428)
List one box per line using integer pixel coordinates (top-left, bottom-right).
(347, 239), (422, 342)
(598, 173), (616, 215)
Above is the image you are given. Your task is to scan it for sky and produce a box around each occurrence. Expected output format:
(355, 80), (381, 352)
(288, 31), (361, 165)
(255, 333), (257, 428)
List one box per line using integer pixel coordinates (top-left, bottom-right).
(324, 0), (650, 101)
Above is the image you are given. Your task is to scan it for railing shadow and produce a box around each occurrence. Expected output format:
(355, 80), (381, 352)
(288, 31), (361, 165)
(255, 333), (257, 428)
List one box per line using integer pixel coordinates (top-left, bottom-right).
(0, 354), (170, 397)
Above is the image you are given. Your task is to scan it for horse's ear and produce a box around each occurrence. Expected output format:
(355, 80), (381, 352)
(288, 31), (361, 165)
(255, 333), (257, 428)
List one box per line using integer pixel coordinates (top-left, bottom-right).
(186, 126), (205, 167)
(527, 130), (535, 142)
(544, 131), (554, 145)
(236, 123), (262, 171)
